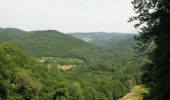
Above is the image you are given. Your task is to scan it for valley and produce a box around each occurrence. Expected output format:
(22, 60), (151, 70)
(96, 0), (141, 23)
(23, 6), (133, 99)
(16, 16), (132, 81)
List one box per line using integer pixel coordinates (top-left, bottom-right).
(1, 0), (169, 99)
(69, 32), (136, 56)
(0, 28), (147, 100)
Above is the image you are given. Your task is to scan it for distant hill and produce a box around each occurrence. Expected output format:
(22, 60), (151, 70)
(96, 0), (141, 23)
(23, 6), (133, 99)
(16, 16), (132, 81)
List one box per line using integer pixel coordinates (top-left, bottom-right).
(0, 27), (25, 33)
(69, 32), (137, 56)
(0, 28), (116, 63)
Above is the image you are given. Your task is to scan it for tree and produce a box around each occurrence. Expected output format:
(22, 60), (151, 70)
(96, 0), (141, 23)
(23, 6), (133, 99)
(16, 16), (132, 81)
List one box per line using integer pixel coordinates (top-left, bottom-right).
(68, 82), (84, 100)
(129, 0), (170, 99)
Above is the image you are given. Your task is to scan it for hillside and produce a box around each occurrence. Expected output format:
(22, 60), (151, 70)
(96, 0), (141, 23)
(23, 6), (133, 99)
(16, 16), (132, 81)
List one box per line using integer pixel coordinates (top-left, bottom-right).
(0, 28), (147, 99)
(0, 42), (146, 100)
(69, 32), (137, 56)
(0, 27), (25, 33)
(0, 28), (116, 63)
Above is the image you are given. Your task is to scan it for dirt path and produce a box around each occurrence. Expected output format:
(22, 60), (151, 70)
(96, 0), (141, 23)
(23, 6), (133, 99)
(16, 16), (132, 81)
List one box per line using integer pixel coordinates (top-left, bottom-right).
(119, 85), (149, 100)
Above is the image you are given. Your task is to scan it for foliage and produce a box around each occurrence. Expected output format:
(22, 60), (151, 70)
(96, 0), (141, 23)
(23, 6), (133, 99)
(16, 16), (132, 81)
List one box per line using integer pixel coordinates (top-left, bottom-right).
(69, 32), (136, 56)
(0, 42), (146, 99)
(38, 57), (85, 65)
(0, 27), (147, 99)
(0, 29), (116, 64)
(0, 43), (42, 99)
(130, 0), (170, 99)
(119, 85), (149, 100)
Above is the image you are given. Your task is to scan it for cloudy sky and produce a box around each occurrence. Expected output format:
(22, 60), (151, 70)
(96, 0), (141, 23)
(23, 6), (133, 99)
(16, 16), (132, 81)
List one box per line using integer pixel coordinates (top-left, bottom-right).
(0, 0), (136, 33)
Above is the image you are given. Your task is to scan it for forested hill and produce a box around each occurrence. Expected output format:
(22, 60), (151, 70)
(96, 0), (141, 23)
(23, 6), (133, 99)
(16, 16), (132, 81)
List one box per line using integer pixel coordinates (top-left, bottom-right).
(0, 28), (147, 99)
(0, 28), (25, 33)
(69, 32), (136, 56)
(0, 28), (116, 63)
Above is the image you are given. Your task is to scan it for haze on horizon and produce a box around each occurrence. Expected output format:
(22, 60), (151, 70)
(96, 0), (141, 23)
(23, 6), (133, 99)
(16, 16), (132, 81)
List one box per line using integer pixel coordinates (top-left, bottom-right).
(0, 0), (136, 33)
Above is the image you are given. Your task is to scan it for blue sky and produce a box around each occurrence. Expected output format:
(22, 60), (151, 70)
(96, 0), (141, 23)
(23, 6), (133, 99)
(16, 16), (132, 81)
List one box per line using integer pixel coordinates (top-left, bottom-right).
(0, 0), (136, 33)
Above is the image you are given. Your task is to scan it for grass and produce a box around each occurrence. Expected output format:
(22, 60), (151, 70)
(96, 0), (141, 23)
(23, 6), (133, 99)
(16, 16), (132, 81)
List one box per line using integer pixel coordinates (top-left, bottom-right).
(119, 85), (149, 100)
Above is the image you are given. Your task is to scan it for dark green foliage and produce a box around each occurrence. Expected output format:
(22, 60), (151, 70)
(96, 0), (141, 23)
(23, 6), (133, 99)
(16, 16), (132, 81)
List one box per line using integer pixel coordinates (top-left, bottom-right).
(130, 0), (170, 99)
(0, 29), (116, 64)
(0, 43), (42, 99)
(0, 42), (145, 99)
(0, 28), (146, 99)
(69, 32), (136, 56)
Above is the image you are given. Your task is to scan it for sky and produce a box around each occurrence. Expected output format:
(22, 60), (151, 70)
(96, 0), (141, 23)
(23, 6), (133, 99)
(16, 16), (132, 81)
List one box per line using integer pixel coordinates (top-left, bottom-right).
(0, 0), (136, 33)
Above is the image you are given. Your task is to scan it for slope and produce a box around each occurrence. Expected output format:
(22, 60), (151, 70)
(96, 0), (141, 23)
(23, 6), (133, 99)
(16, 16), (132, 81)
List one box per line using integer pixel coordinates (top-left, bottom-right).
(69, 32), (136, 56)
(0, 28), (116, 63)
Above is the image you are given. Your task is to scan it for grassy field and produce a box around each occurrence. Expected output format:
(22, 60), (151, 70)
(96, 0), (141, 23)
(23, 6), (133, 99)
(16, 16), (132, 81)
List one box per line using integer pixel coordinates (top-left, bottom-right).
(119, 85), (149, 100)
(37, 57), (84, 70)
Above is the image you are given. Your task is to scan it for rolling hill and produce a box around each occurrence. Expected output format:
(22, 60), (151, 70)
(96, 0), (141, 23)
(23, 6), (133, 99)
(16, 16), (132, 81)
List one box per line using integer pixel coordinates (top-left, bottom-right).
(0, 28), (146, 99)
(69, 32), (137, 56)
(0, 28), (117, 63)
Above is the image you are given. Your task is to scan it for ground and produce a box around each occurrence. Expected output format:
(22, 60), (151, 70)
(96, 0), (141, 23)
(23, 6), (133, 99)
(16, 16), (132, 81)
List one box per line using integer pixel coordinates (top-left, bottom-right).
(119, 85), (149, 100)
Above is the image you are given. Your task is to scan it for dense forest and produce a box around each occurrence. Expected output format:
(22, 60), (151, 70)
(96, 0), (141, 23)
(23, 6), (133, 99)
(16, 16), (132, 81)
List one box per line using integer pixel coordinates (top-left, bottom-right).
(129, 0), (170, 99)
(0, 28), (117, 63)
(0, 0), (169, 99)
(69, 32), (136, 56)
(0, 28), (147, 99)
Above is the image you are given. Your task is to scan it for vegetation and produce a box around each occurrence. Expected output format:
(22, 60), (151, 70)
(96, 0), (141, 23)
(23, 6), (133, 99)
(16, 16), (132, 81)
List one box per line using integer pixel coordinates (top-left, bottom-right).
(119, 85), (149, 100)
(0, 27), (147, 99)
(130, 0), (170, 99)
(69, 32), (136, 56)
(0, 28), (116, 64)
(1, 0), (169, 99)
(38, 57), (85, 65)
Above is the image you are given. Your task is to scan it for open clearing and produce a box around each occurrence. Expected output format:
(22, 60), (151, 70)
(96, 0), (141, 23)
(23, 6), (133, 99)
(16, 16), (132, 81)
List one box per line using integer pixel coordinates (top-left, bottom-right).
(119, 85), (149, 100)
